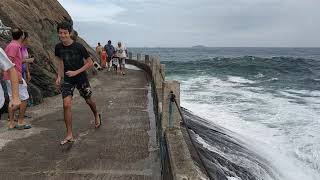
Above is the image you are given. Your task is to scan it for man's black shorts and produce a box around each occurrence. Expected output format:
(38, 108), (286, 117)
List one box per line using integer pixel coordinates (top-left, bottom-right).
(62, 79), (92, 99)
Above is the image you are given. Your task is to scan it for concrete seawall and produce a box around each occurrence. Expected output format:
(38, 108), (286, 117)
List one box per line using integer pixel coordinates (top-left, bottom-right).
(127, 53), (209, 180)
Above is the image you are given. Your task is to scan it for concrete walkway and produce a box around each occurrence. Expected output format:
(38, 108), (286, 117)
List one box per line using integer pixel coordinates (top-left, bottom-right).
(0, 65), (160, 180)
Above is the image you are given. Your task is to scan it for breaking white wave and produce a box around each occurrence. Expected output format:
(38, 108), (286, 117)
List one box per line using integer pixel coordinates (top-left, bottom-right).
(173, 75), (320, 180)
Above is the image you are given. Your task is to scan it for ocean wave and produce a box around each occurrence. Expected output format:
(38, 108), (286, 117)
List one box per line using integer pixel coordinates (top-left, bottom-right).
(254, 73), (265, 78)
(182, 108), (281, 180)
(163, 56), (319, 77)
(227, 76), (256, 84)
(163, 56), (320, 90)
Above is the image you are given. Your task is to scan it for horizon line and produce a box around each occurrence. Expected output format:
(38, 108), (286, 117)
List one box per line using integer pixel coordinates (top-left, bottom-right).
(90, 45), (320, 48)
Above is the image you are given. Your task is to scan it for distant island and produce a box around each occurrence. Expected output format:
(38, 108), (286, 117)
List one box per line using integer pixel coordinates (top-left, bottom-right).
(191, 45), (206, 48)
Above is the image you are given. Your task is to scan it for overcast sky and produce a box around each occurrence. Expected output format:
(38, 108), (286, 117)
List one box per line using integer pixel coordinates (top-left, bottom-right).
(58, 0), (320, 47)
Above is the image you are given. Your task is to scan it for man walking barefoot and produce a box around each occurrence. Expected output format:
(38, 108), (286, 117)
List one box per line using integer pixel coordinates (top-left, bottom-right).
(55, 21), (101, 145)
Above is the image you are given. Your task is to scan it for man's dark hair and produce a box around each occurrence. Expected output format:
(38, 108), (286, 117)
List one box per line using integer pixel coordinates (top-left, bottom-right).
(57, 21), (73, 33)
(98, 42), (101, 46)
(108, 40), (111, 44)
(11, 28), (24, 40)
(23, 31), (29, 40)
(71, 30), (78, 41)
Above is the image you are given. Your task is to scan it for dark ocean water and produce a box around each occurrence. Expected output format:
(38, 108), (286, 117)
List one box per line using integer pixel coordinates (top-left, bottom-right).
(130, 47), (320, 180)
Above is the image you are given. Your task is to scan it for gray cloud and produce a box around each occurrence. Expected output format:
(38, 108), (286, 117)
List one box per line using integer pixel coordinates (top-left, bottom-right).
(60, 0), (320, 47)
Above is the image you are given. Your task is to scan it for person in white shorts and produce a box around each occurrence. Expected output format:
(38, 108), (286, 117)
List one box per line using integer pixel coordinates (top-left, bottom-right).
(0, 47), (21, 128)
(3, 29), (31, 130)
(115, 42), (127, 75)
(110, 57), (119, 74)
(5, 78), (29, 102)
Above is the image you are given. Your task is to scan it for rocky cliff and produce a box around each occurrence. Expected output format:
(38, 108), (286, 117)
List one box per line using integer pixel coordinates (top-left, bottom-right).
(0, 0), (98, 105)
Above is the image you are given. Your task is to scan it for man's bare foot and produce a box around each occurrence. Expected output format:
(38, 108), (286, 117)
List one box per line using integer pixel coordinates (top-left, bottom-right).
(95, 113), (102, 128)
(8, 122), (15, 130)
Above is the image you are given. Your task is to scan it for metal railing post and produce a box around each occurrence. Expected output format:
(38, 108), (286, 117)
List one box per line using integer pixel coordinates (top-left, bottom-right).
(168, 91), (175, 129)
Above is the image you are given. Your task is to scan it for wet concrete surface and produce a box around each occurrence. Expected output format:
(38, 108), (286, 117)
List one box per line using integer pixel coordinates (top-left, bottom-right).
(0, 66), (160, 180)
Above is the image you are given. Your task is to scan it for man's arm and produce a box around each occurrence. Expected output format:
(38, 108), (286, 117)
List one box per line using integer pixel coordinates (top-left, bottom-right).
(0, 48), (19, 106)
(55, 57), (64, 86)
(7, 56), (23, 82)
(8, 67), (21, 108)
(65, 57), (93, 77)
(22, 57), (34, 63)
(26, 63), (31, 82)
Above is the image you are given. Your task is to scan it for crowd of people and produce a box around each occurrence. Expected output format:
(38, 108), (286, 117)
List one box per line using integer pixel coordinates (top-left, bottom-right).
(96, 40), (128, 75)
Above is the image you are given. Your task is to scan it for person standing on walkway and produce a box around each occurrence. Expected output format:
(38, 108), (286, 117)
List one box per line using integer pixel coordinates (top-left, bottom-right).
(104, 40), (115, 71)
(0, 47), (21, 124)
(21, 32), (34, 83)
(4, 29), (31, 130)
(21, 32), (34, 107)
(100, 50), (107, 68)
(55, 21), (102, 145)
(95, 42), (103, 65)
(96, 42), (103, 56)
(115, 41), (127, 75)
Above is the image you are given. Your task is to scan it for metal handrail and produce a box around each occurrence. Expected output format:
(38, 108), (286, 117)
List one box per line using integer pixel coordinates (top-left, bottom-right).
(169, 92), (213, 180)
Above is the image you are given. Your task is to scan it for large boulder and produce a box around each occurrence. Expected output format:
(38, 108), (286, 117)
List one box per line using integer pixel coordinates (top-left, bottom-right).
(0, 0), (98, 105)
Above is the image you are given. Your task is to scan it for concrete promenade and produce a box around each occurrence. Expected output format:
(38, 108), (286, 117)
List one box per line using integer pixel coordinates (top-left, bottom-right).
(0, 65), (160, 180)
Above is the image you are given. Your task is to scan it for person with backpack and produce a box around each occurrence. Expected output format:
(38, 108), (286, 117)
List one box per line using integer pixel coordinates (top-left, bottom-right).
(104, 40), (115, 71)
